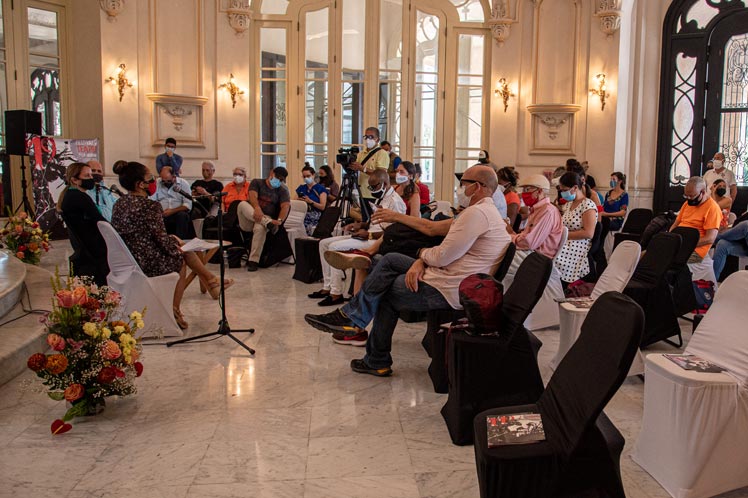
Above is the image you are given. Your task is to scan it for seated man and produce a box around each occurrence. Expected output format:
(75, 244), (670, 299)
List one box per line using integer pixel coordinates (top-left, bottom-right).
(504, 173), (564, 274)
(237, 167), (291, 271)
(305, 165), (511, 374)
(308, 169), (407, 306)
(712, 221), (748, 279)
(150, 166), (193, 239)
(86, 160), (118, 222)
(670, 176), (722, 264)
(191, 161), (224, 217)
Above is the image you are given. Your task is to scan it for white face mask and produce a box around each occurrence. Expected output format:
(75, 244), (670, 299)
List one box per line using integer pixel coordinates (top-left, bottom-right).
(234, 175), (245, 184)
(365, 139), (377, 149)
(165, 147), (175, 153)
(497, 184), (506, 193)
(456, 185), (474, 208)
(395, 174), (409, 185)
(713, 159), (724, 170)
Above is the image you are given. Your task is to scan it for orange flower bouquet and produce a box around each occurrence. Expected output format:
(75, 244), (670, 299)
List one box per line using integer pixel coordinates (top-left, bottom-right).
(28, 273), (145, 434)
(1, 210), (50, 265)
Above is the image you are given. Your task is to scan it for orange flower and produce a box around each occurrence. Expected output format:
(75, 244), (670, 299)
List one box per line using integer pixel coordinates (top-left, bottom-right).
(27, 353), (47, 372)
(63, 384), (85, 402)
(56, 290), (75, 308)
(45, 354), (69, 375)
(71, 286), (88, 306)
(16, 252), (24, 259)
(28, 242), (38, 251)
(101, 340), (122, 360)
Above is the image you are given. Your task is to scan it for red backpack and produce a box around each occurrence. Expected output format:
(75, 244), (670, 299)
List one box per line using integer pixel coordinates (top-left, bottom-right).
(458, 273), (504, 335)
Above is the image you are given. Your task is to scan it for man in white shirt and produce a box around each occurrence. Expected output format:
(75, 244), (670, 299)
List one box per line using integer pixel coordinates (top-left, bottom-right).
(305, 165), (511, 376)
(703, 152), (737, 201)
(150, 166), (193, 239)
(310, 169), (407, 306)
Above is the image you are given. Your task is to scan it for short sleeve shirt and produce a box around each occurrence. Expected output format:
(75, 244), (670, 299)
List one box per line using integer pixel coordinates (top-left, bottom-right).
(355, 147), (390, 197)
(249, 178), (291, 218)
(675, 198), (723, 258)
(295, 183), (328, 212)
(703, 168), (737, 188)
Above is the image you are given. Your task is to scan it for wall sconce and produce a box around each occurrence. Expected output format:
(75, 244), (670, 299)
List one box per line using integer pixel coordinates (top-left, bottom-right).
(219, 73), (245, 108)
(106, 63), (133, 102)
(494, 78), (515, 113)
(589, 73), (610, 111)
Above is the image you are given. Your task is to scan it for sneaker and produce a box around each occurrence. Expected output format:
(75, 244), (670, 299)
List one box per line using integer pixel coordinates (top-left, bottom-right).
(304, 309), (357, 334)
(332, 329), (368, 346)
(308, 290), (330, 299)
(350, 358), (392, 377)
(318, 294), (345, 307)
(246, 261), (259, 272)
(324, 249), (372, 270)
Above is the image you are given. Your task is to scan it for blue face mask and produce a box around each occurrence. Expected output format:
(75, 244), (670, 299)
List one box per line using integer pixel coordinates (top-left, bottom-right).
(609, 179), (617, 188)
(560, 189), (576, 202)
(270, 178), (282, 189)
(304, 177), (314, 185)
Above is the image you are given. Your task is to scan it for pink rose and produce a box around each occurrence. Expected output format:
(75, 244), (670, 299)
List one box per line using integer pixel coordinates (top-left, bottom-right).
(46, 333), (66, 351)
(56, 290), (75, 308)
(63, 383), (85, 402)
(101, 340), (122, 360)
(16, 252), (25, 259)
(71, 287), (88, 306)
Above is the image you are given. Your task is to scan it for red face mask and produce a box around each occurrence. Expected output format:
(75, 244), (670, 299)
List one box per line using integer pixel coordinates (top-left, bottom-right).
(521, 191), (539, 207)
(144, 179), (157, 196)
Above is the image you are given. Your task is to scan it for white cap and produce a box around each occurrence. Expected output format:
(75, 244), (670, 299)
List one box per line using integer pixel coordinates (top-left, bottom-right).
(478, 150), (488, 161)
(519, 173), (551, 191)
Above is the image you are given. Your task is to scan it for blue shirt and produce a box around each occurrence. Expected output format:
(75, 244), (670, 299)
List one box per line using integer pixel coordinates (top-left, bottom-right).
(150, 177), (192, 212)
(155, 152), (183, 175)
(295, 183), (327, 212)
(86, 182), (117, 221)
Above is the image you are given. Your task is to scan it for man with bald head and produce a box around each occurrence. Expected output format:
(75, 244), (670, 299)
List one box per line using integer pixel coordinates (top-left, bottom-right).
(703, 152), (737, 201)
(86, 160), (117, 221)
(670, 176), (722, 263)
(305, 165), (511, 375)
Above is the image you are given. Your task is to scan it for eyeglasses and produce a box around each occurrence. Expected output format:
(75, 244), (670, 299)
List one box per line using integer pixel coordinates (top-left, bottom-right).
(363, 134), (376, 140)
(367, 182), (383, 192)
(521, 186), (540, 193)
(459, 179), (484, 188)
(683, 191), (703, 200)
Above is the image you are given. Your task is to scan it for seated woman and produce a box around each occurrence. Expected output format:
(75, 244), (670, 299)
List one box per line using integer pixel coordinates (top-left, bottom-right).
(555, 172), (598, 287)
(295, 164), (328, 235)
(58, 162), (109, 286)
(601, 172), (629, 232)
(318, 165), (340, 205)
(394, 161), (421, 217)
(414, 163), (431, 215)
(111, 161), (233, 330)
(710, 178), (733, 229)
(497, 167), (521, 226)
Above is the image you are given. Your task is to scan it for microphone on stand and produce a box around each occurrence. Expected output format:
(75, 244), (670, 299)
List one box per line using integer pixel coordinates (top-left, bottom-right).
(107, 184), (126, 196)
(171, 182), (194, 201)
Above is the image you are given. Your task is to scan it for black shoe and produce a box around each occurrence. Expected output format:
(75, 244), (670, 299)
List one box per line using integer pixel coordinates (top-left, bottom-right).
(308, 290), (330, 299)
(318, 295), (345, 307)
(246, 261), (259, 272)
(304, 309), (356, 334)
(350, 358), (392, 377)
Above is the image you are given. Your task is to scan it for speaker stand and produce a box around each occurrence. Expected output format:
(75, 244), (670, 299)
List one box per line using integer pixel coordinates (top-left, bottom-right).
(14, 156), (35, 217)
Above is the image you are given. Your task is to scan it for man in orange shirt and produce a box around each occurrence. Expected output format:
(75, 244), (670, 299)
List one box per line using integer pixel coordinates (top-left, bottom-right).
(670, 176), (722, 263)
(221, 167), (250, 211)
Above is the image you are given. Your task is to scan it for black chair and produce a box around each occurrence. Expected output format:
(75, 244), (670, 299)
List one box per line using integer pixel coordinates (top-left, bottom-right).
(585, 222), (603, 281)
(613, 208), (653, 249)
(472, 292), (644, 498)
(292, 206), (341, 283)
(422, 243), (516, 393)
(441, 252), (552, 445)
(622, 232), (681, 348)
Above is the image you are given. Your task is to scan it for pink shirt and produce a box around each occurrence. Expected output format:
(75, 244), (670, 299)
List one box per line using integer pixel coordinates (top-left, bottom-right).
(511, 197), (564, 259)
(421, 197), (511, 309)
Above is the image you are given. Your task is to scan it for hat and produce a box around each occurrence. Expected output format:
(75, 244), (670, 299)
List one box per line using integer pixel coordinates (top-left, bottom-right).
(165, 137), (177, 147)
(478, 150), (488, 162)
(518, 173), (550, 191)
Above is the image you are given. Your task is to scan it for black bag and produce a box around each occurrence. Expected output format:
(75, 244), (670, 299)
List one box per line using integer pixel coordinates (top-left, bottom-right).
(258, 226), (293, 268)
(311, 206), (341, 239)
(457, 273), (503, 335)
(225, 247), (245, 268)
(640, 211), (677, 249)
(379, 222), (444, 259)
(293, 238), (323, 283)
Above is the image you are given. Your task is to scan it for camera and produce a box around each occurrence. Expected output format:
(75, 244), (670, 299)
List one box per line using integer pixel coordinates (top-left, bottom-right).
(336, 146), (360, 172)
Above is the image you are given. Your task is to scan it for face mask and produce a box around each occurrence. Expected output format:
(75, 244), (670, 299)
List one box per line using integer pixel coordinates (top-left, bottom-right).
(713, 160), (723, 170)
(165, 147), (175, 153)
(143, 179), (157, 196)
(79, 178), (96, 190)
(687, 192), (703, 206)
(270, 178), (282, 189)
(456, 185), (473, 208)
(521, 191), (539, 207)
(234, 175), (245, 185)
(365, 139), (377, 149)
(162, 180), (174, 189)
(497, 184), (506, 193)
(395, 174), (409, 185)
(610, 179), (617, 188)
(369, 185), (385, 198)
(716, 187), (727, 197)
(304, 177), (314, 185)
(319, 175), (328, 184)
(560, 189), (576, 202)
(92, 174), (104, 183)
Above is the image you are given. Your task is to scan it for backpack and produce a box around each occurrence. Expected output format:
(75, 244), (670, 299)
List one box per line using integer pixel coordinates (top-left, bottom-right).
(379, 222), (444, 259)
(691, 279), (716, 315)
(639, 211), (677, 249)
(458, 273), (504, 335)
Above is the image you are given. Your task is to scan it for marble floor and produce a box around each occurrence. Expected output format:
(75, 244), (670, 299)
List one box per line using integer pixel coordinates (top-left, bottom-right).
(1, 242), (746, 498)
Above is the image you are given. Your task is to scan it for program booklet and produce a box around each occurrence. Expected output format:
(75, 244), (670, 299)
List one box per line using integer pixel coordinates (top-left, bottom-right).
(487, 413), (546, 447)
(664, 354), (725, 373)
(180, 238), (219, 253)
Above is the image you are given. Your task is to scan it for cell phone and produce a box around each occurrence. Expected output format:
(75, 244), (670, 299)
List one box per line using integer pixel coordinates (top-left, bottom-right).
(351, 233), (368, 241)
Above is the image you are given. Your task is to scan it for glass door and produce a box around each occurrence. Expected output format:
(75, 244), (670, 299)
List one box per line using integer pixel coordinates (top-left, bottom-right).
(301, 5), (331, 170)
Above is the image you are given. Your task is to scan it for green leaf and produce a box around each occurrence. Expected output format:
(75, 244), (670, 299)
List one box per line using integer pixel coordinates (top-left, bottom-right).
(47, 391), (65, 401)
(62, 401), (88, 422)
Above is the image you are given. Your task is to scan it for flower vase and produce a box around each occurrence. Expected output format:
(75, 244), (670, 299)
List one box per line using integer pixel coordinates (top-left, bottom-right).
(66, 398), (106, 417)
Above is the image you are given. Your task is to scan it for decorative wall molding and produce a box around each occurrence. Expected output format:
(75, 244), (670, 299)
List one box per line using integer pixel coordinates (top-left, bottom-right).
(99, 0), (125, 22)
(488, 0), (518, 46)
(161, 105), (193, 132)
(527, 104), (581, 154)
(594, 0), (622, 38)
(146, 94), (208, 146)
(220, 0), (251, 36)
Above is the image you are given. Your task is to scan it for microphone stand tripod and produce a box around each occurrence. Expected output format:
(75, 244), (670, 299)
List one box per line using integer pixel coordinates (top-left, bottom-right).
(166, 191), (256, 355)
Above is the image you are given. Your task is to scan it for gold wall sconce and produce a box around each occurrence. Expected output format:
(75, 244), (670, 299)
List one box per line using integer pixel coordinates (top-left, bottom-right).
(589, 73), (610, 111)
(494, 78), (515, 113)
(219, 73), (245, 108)
(106, 63), (134, 102)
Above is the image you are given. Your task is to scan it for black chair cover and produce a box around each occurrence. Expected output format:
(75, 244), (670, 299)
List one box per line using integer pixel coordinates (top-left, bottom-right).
(473, 292), (644, 498)
(585, 222), (603, 281)
(613, 208), (653, 249)
(440, 253), (553, 444)
(494, 243), (516, 283)
(292, 238), (323, 283)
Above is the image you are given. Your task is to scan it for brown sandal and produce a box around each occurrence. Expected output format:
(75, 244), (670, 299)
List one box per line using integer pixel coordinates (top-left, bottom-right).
(207, 278), (234, 300)
(173, 307), (189, 329)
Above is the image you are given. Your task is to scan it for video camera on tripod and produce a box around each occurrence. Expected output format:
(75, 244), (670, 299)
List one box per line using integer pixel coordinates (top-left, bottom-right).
(336, 146), (360, 174)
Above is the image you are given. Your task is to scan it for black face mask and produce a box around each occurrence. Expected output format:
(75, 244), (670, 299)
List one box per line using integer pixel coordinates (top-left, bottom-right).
(92, 174), (104, 183)
(687, 192), (703, 206)
(79, 178), (96, 190)
(716, 187), (727, 197)
(370, 189), (385, 199)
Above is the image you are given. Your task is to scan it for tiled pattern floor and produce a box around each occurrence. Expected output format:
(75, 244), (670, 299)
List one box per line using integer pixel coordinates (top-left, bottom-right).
(0, 242), (746, 498)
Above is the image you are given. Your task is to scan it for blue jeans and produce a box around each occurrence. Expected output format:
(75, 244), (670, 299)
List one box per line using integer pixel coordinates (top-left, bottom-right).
(713, 221), (748, 278)
(341, 253), (451, 369)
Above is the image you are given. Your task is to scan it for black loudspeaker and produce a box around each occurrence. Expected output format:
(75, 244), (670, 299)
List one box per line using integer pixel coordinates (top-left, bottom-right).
(5, 110), (42, 156)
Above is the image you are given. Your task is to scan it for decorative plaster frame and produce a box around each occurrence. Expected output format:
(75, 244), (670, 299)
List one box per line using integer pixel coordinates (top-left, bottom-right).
(594, 0), (622, 38)
(219, 0), (251, 36)
(488, 0), (518, 46)
(527, 104), (581, 154)
(100, 0), (125, 22)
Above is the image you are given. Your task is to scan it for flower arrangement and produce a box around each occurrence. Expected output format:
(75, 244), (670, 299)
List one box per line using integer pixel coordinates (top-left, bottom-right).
(1, 210), (50, 265)
(27, 273), (145, 434)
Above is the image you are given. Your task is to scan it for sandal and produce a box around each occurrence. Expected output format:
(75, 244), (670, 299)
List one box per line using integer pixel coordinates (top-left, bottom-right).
(173, 307), (189, 330)
(207, 278), (235, 300)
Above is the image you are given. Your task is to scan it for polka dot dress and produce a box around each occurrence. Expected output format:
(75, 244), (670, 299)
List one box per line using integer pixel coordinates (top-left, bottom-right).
(555, 198), (597, 283)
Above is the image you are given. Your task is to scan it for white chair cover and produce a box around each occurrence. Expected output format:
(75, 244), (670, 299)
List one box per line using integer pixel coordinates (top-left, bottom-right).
(688, 255), (717, 284)
(508, 227), (568, 331)
(433, 200), (452, 218)
(633, 271), (748, 498)
(285, 199), (308, 257)
(551, 241), (641, 370)
(97, 222), (182, 339)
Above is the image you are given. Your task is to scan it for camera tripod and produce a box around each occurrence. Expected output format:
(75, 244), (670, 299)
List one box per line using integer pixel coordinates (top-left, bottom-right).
(335, 169), (373, 225)
(166, 191), (256, 355)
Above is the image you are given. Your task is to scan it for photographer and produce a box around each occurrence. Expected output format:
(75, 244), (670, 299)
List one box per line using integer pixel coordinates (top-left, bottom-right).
(343, 127), (390, 199)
